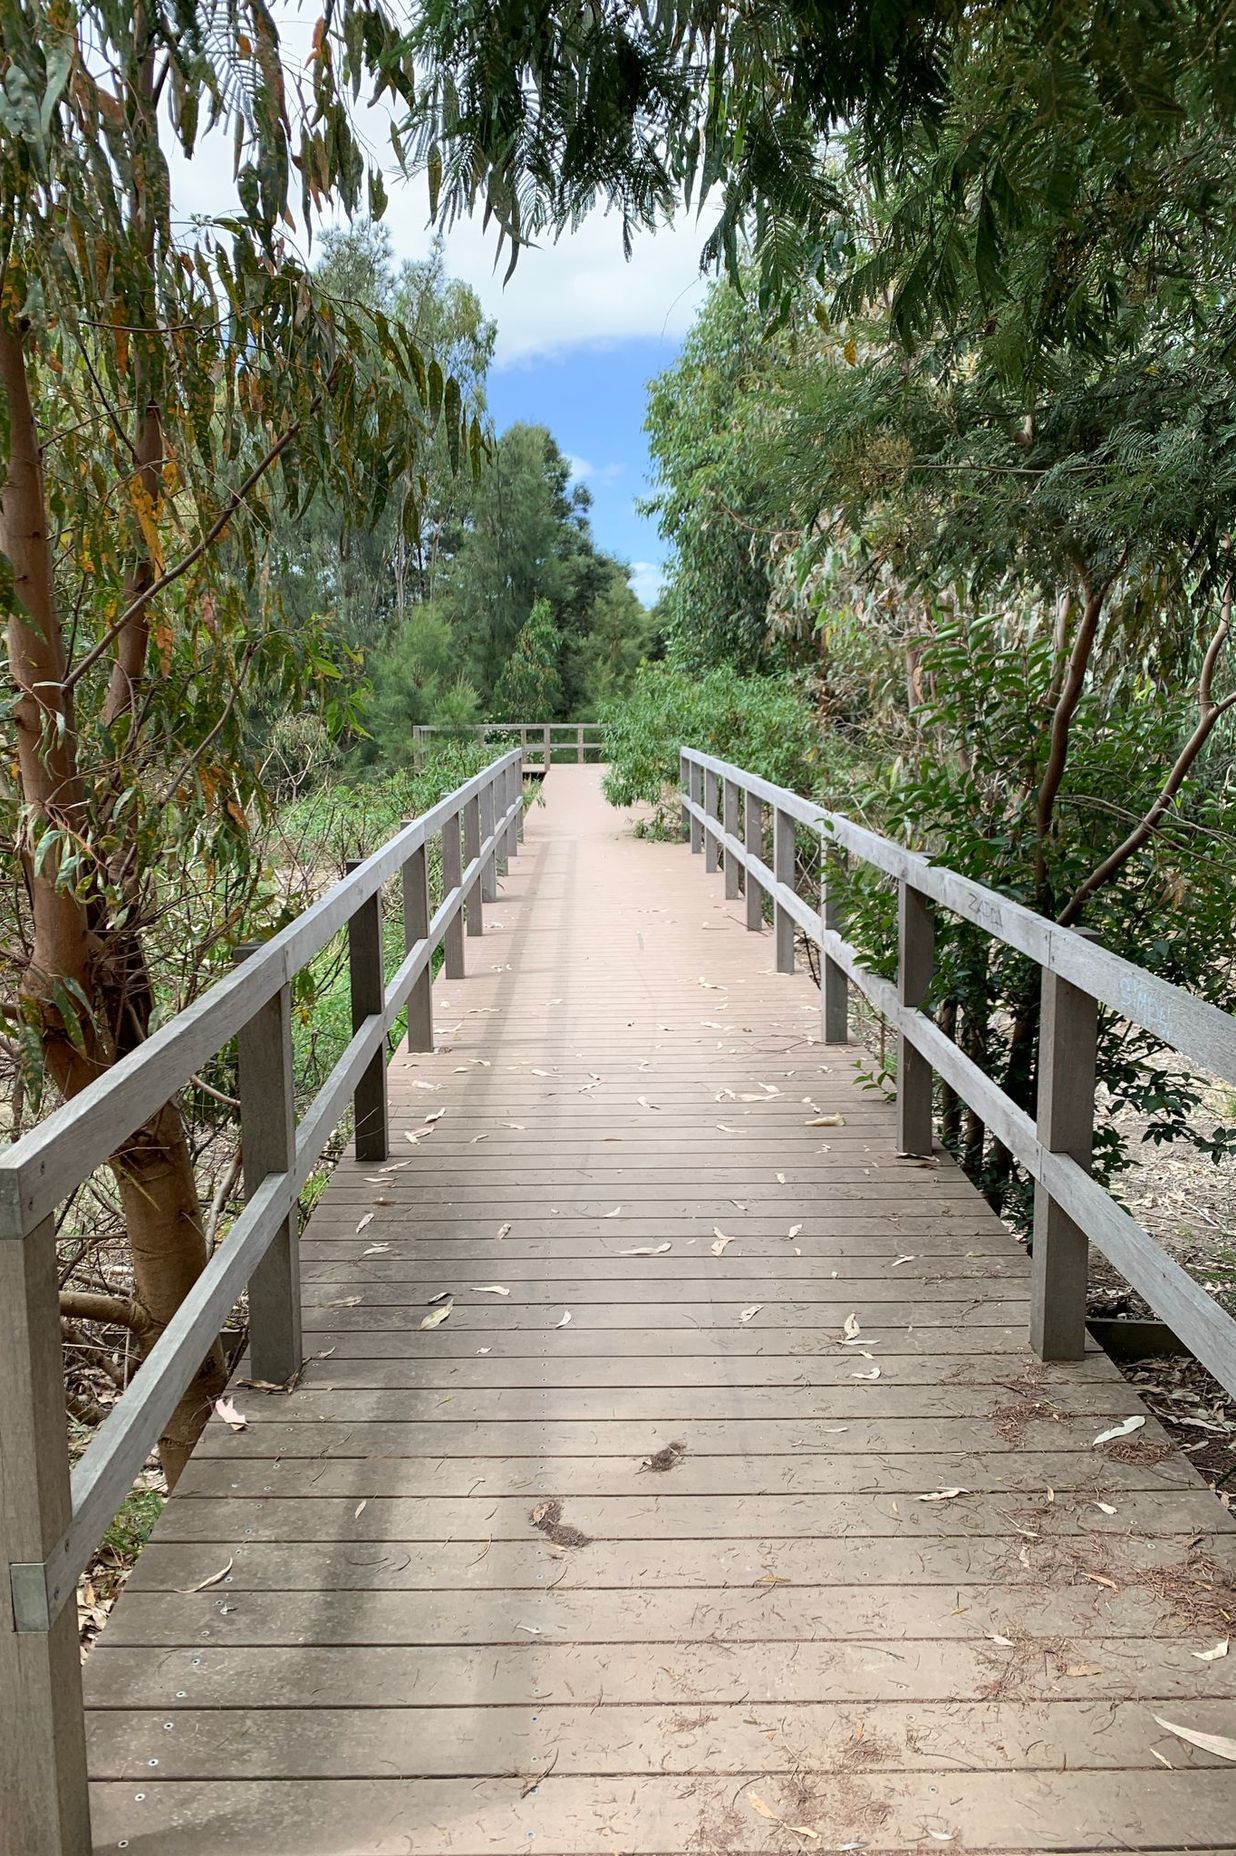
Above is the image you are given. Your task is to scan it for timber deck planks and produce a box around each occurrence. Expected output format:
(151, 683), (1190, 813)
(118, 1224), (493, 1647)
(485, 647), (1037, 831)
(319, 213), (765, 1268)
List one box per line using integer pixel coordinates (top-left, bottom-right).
(85, 766), (1236, 1853)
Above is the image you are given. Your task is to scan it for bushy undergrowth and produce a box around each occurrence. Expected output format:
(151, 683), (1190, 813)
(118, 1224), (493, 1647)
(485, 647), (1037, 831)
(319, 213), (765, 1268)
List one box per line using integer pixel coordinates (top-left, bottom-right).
(598, 663), (864, 834)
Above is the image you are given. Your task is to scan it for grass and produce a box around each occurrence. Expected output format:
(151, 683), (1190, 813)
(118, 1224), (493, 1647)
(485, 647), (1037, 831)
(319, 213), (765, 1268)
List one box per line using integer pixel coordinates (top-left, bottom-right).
(102, 1486), (164, 1562)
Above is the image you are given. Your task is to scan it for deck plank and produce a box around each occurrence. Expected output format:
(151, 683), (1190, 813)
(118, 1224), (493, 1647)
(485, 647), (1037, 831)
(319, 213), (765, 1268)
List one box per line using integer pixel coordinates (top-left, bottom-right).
(84, 765), (1236, 1853)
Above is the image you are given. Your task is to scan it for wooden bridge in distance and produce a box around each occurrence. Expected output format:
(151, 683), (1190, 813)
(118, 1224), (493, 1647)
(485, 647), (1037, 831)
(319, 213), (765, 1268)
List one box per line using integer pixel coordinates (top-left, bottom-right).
(7, 755), (1236, 1853)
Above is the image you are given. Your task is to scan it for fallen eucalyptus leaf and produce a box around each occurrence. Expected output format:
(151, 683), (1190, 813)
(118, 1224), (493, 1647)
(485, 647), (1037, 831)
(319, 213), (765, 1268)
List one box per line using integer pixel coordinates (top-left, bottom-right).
(747, 1793), (819, 1842)
(1092, 1416), (1146, 1447)
(1154, 1717), (1236, 1761)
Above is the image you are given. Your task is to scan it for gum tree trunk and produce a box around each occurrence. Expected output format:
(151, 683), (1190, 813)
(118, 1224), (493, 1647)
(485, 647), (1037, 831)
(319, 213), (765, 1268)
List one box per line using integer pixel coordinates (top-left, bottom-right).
(1, 312), (225, 1487)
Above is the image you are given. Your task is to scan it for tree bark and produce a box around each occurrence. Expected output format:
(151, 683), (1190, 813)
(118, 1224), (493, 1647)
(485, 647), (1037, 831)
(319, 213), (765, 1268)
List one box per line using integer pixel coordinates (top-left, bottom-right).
(1059, 581), (1235, 926)
(1033, 573), (1109, 906)
(1, 311), (225, 1487)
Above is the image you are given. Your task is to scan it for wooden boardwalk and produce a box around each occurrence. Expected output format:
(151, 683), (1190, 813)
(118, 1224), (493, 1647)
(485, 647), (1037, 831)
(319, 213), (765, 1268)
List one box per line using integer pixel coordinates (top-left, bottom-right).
(84, 767), (1236, 1853)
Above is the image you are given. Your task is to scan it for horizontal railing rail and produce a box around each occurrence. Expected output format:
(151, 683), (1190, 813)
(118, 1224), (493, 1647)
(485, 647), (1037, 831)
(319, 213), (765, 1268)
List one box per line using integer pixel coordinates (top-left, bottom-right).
(412, 720), (603, 766)
(0, 748), (525, 1854)
(680, 745), (1236, 1400)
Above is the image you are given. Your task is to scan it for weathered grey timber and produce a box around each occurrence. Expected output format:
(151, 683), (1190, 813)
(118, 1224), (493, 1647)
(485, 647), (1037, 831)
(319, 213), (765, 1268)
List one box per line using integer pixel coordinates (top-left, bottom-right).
(77, 765), (1236, 1855)
(681, 745), (1236, 1393)
(0, 751), (522, 1855)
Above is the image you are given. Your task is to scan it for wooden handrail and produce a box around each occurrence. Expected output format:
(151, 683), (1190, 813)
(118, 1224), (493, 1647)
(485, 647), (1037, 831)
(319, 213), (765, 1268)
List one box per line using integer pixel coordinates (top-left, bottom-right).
(411, 722), (603, 766)
(680, 745), (1236, 1397)
(0, 749), (525, 1852)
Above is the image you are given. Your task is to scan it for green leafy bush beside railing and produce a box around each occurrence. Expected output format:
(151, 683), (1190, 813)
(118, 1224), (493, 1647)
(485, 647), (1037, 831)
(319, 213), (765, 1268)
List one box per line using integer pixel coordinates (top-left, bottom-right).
(599, 664), (852, 835)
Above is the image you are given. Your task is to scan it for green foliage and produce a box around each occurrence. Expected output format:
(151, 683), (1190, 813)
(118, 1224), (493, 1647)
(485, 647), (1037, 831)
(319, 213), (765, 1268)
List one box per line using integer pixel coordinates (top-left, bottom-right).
(362, 606), (481, 765)
(431, 423), (613, 713)
(577, 565), (661, 708)
(402, 0), (957, 303)
(599, 663), (833, 834)
(103, 1486), (164, 1562)
(493, 599), (562, 717)
(402, 0), (1236, 358)
(273, 224), (497, 652)
(645, 282), (794, 673)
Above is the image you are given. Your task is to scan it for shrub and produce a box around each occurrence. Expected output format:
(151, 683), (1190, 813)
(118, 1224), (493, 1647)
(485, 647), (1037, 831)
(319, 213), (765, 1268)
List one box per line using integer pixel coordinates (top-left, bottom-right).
(598, 664), (832, 834)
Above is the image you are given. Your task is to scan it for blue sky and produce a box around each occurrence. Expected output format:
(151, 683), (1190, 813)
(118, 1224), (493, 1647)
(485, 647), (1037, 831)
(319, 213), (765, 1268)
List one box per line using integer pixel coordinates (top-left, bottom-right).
(486, 339), (681, 607)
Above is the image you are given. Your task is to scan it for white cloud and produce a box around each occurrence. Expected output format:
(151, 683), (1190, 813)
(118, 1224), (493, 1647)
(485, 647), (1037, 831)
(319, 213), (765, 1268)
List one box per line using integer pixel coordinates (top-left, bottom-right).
(565, 454), (594, 482)
(420, 207), (718, 367)
(630, 560), (665, 608)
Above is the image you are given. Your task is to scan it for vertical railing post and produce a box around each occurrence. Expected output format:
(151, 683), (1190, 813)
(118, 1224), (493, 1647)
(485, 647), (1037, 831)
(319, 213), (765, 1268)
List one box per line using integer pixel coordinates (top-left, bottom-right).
(688, 760), (703, 854)
(744, 791), (765, 932)
(1031, 961), (1098, 1360)
(542, 721), (551, 770)
(820, 840), (849, 1044)
(506, 758), (521, 854)
(493, 769), (509, 878)
(402, 834), (434, 1053)
(703, 767), (720, 875)
(442, 811), (465, 978)
(678, 752), (689, 842)
(723, 777), (740, 902)
(0, 1213), (92, 1856)
(896, 880), (935, 1154)
(234, 949), (301, 1383)
(577, 724), (584, 763)
(480, 778), (498, 902)
(772, 807), (795, 973)
(345, 864), (389, 1162)
(463, 792), (483, 937)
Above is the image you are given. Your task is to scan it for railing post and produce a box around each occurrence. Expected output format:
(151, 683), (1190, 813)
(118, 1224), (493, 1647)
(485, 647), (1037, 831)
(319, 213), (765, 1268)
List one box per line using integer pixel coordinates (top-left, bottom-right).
(493, 770), (509, 878)
(345, 863), (389, 1162)
(543, 721), (551, 769)
(678, 752), (689, 843)
(442, 811), (465, 977)
(234, 949), (301, 1383)
(896, 880), (935, 1154)
(773, 807), (795, 973)
(688, 761), (703, 854)
(1031, 963), (1098, 1361)
(402, 835), (434, 1052)
(821, 841), (849, 1044)
(744, 791), (764, 931)
(577, 724), (584, 763)
(463, 792), (483, 936)
(480, 779), (498, 902)
(0, 1217), (92, 1856)
(723, 777), (740, 901)
(507, 759), (521, 854)
(704, 767), (720, 874)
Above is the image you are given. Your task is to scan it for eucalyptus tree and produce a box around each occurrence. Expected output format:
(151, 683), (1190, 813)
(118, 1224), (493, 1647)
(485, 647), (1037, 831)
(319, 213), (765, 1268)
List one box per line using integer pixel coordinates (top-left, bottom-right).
(0, 1), (476, 1475)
